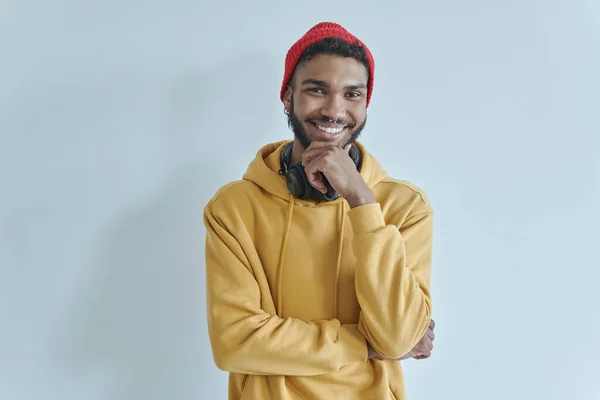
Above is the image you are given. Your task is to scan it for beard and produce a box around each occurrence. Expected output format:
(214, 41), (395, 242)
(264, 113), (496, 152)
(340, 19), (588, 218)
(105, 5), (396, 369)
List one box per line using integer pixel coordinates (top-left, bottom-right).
(287, 97), (367, 150)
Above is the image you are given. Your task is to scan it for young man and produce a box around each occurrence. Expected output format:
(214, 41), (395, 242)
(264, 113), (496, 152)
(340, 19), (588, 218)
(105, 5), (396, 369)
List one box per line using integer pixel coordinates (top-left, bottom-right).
(204, 22), (435, 399)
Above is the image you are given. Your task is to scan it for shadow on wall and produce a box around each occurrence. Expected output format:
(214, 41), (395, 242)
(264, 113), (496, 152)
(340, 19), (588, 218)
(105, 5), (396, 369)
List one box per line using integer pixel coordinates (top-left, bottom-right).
(60, 52), (279, 400)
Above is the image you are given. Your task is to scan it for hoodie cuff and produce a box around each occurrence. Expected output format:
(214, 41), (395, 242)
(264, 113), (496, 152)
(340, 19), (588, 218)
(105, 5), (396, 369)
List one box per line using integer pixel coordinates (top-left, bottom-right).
(347, 203), (386, 235)
(336, 324), (368, 365)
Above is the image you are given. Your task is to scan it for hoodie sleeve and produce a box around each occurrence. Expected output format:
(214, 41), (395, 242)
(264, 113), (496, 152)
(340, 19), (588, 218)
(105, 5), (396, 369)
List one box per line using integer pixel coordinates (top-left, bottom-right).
(204, 204), (368, 376)
(347, 200), (433, 359)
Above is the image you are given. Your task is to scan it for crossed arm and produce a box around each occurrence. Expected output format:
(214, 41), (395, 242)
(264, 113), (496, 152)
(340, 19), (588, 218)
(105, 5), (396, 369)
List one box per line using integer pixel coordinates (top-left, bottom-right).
(204, 201), (434, 375)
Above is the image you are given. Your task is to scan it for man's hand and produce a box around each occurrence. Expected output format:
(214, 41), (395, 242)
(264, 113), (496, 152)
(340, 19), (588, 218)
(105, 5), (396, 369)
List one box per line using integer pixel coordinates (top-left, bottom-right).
(405, 319), (435, 360)
(368, 319), (436, 361)
(301, 141), (376, 207)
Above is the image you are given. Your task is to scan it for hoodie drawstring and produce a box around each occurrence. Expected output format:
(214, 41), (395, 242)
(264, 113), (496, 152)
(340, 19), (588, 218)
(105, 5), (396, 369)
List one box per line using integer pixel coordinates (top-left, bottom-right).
(276, 195), (346, 320)
(277, 194), (295, 316)
(332, 201), (345, 319)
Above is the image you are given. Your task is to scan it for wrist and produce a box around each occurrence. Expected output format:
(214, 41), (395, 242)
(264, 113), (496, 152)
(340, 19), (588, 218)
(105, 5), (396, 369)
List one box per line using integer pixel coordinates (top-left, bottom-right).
(346, 187), (376, 209)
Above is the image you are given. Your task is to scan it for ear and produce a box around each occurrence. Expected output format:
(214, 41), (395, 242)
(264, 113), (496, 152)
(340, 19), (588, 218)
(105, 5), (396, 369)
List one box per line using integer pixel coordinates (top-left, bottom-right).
(282, 85), (293, 112)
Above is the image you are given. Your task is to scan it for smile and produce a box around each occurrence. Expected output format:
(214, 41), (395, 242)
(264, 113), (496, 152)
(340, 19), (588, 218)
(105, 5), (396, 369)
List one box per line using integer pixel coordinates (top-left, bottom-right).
(313, 123), (346, 134)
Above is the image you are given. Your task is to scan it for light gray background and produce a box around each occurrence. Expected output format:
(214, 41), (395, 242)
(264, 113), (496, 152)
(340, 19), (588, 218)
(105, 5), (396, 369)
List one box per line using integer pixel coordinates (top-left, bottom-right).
(1, 1), (598, 399)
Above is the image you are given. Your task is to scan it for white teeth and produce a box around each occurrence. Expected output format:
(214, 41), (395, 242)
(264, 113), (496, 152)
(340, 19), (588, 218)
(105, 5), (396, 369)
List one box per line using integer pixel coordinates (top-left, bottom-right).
(316, 124), (344, 134)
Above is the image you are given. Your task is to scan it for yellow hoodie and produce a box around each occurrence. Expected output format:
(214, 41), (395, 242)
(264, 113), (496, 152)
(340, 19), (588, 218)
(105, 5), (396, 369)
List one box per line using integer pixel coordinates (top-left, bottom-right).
(204, 140), (433, 400)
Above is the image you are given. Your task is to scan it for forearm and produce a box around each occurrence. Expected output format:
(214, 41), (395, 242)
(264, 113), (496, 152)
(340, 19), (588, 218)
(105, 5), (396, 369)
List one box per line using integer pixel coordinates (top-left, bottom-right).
(348, 203), (433, 359)
(205, 206), (368, 376)
(208, 309), (367, 376)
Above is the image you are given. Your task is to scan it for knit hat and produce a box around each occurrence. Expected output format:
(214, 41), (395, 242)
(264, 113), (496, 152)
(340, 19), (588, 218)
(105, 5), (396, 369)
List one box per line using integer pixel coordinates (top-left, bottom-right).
(280, 22), (375, 107)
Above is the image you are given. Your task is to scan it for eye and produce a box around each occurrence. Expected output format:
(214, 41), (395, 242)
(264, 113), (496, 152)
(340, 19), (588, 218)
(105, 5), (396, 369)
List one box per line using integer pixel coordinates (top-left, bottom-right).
(307, 87), (326, 94)
(346, 92), (362, 98)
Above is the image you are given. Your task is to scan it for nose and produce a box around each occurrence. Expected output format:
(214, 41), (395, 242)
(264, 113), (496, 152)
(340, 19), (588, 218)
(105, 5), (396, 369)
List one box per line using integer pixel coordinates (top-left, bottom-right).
(320, 94), (345, 123)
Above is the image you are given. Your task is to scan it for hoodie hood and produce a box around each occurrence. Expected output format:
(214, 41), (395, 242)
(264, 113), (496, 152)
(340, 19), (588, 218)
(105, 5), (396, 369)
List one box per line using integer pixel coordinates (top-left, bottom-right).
(242, 139), (389, 207)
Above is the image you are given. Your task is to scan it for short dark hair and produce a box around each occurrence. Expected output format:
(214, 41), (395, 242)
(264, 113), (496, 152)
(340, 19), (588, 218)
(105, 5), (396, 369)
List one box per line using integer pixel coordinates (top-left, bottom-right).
(290, 37), (371, 85)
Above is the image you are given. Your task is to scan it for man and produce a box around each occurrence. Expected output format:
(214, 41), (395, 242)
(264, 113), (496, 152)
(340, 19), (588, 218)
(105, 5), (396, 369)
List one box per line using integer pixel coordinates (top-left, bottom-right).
(204, 22), (435, 399)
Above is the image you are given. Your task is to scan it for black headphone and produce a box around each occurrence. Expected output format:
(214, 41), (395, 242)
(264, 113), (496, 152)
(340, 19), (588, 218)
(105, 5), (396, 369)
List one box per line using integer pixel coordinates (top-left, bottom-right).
(279, 141), (362, 202)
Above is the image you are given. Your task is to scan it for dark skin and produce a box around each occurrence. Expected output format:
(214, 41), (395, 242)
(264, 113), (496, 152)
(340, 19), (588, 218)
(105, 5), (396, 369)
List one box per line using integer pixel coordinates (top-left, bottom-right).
(369, 319), (436, 361)
(283, 54), (436, 361)
(283, 54), (375, 208)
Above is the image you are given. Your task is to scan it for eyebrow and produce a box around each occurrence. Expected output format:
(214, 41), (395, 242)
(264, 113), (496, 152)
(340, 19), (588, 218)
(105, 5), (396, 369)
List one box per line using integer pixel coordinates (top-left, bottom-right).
(301, 79), (367, 91)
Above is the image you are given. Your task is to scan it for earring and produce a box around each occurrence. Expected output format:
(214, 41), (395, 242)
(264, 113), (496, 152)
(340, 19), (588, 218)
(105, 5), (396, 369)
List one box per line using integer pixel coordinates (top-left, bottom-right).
(284, 108), (290, 116)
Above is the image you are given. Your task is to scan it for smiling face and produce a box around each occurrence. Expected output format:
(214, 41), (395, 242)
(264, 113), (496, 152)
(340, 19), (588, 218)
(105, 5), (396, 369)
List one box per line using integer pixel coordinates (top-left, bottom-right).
(283, 54), (369, 163)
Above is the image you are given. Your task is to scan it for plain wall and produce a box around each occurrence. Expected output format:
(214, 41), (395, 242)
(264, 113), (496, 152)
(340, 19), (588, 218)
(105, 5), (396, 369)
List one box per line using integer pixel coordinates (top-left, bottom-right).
(1, 1), (599, 399)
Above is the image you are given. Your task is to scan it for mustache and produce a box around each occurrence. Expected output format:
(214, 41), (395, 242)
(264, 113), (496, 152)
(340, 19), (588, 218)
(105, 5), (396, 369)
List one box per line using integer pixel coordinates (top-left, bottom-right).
(309, 117), (354, 127)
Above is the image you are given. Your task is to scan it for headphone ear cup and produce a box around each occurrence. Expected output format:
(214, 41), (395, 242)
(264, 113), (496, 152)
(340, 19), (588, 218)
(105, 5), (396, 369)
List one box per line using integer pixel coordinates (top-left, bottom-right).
(321, 175), (340, 201)
(280, 142), (359, 202)
(349, 144), (361, 169)
(286, 162), (315, 199)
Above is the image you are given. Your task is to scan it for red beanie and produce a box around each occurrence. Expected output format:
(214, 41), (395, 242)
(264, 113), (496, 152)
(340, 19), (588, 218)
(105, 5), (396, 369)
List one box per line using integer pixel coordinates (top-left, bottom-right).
(280, 22), (375, 107)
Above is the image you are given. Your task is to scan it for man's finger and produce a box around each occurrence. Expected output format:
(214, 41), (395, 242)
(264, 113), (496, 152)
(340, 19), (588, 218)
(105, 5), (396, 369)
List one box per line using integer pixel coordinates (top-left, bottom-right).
(429, 319), (435, 329)
(307, 172), (326, 193)
(427, 329), (435, 341)
(307, 140), (335, 149)
(303, 159), (327, 193)
(302, 143), (337, 165)
(302, 146), (329, 165)
(303, 142), (345, 161)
